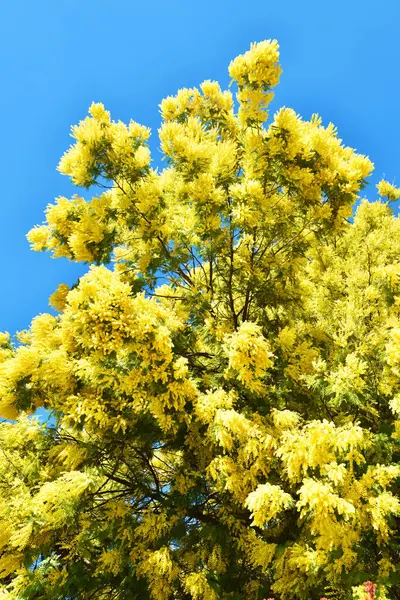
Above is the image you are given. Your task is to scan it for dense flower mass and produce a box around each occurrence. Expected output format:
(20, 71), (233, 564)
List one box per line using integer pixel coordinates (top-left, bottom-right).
(0, 40), (399, 599)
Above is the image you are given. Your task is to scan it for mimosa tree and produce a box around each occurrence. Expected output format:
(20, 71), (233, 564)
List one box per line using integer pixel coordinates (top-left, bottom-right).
(0, 40), (399, 599)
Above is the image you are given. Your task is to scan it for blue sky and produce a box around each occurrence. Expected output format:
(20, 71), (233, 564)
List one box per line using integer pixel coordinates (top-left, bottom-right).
(1, 0), (400, 335)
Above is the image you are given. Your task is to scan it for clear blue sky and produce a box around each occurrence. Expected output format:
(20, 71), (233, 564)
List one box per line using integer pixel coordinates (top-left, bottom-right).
(1, 0), (400, 335)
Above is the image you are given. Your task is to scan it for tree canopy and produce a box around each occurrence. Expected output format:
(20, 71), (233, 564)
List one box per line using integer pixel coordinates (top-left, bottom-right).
(0, 40), (399, 599)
